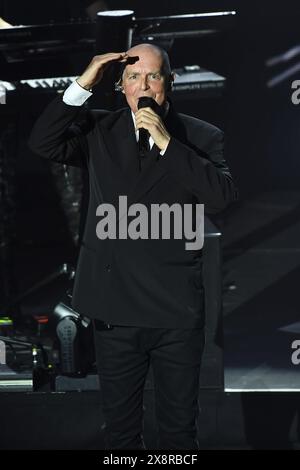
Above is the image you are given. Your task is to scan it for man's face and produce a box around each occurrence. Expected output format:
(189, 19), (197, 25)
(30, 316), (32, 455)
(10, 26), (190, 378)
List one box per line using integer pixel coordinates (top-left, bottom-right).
(122, 48), (168, 113)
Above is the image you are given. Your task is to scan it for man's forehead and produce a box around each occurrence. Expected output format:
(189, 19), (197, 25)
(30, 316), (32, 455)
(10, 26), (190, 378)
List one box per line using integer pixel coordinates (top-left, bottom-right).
(127, 48), (163, 62)
(125, 65), (162, 74)
(124, 56), (163, 73)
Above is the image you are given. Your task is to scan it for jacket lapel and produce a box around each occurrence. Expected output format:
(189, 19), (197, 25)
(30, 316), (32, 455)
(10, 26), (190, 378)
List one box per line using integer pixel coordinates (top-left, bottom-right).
(100, 108), (140, 188)
(126, 101), (187, 207)
(99, 102), (186, 208)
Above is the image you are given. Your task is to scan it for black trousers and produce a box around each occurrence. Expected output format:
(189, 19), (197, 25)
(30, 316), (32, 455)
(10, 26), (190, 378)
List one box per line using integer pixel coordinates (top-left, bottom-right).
(93, 322), (205, 450)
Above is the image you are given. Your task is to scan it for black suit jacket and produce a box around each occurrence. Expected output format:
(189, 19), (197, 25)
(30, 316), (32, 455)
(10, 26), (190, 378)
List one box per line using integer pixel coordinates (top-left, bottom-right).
(29, 96), (237, 328)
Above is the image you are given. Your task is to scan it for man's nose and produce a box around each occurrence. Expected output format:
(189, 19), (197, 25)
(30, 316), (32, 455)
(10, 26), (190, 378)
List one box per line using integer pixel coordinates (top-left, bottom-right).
(140, 77), (149, 90)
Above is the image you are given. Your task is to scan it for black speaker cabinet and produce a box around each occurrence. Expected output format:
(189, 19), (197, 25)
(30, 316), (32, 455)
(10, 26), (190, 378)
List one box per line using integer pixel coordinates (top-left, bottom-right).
(199, 217), (223, 390)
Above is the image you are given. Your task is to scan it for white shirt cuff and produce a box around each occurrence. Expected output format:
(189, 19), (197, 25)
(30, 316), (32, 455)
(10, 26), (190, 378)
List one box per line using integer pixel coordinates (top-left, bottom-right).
(160, 140), (170, 156)
(63, 80), (93, 106)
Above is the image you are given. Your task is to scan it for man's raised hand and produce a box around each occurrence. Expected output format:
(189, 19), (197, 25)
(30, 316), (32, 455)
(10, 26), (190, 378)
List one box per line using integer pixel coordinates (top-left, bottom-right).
(77, 52), (128, 90)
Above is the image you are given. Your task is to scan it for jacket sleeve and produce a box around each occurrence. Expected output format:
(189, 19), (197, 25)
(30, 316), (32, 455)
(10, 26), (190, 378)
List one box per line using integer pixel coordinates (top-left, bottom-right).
(28, 95), (93, 168)
(161, 128), (238, 213)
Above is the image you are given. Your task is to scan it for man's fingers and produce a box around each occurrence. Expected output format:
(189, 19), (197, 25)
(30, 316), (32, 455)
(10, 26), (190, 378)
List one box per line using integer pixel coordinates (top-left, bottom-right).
(94, 52), (128, 67)
(136, 111), (161, 128)
(135, 107), (155, 114)
(135, 109), (171, 150)
(135, 108), (159, 120)
(136, 116), (158, 129)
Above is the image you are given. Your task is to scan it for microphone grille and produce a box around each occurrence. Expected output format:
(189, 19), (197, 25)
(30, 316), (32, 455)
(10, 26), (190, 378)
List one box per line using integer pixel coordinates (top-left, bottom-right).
(138, 97), (155, 109)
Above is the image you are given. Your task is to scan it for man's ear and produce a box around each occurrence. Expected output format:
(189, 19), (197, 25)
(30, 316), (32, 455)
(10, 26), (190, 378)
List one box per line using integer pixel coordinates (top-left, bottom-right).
(114, 78), (124, 92)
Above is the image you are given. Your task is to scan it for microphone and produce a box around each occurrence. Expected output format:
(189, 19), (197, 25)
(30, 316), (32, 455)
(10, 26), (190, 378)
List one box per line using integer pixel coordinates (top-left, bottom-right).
(137, 97), (153, 157)
(138, 96), (163, 115)
(137, 97), (163, 157)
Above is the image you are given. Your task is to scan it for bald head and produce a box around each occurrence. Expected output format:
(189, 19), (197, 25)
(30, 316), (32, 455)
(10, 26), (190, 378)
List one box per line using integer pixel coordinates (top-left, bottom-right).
(125, 43), (171, 76)
(121, 43), (174, 113)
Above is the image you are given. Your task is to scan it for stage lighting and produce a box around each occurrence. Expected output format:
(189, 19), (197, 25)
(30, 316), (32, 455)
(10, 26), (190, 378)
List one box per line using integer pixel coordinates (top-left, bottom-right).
(53, 302), (90, 376)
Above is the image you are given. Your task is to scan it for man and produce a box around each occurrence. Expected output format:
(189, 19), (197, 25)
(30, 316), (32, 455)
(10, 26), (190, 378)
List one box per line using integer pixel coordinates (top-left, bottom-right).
(29, 44), (237, 449)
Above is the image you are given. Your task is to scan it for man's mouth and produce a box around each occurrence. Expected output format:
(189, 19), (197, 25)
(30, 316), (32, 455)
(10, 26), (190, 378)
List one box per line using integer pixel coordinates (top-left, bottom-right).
(137, 96), (155, 102)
